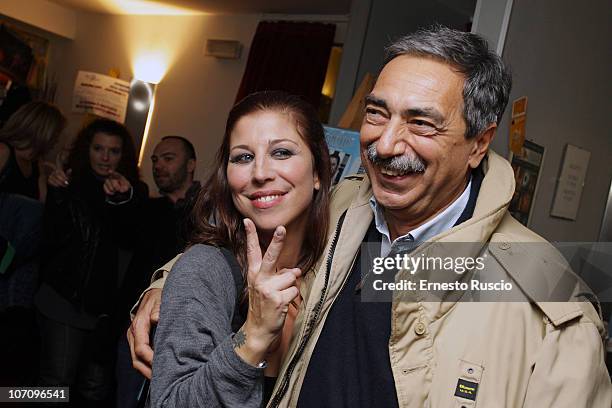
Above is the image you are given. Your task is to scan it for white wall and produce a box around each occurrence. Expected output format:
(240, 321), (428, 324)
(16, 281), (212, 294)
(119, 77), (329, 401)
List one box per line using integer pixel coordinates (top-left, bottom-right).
(493, 0), (612, 241)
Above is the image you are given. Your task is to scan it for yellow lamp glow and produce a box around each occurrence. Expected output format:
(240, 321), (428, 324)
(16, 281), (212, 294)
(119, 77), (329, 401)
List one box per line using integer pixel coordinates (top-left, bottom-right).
(132, 51), (168, 84)
(105, 0), (202, 15)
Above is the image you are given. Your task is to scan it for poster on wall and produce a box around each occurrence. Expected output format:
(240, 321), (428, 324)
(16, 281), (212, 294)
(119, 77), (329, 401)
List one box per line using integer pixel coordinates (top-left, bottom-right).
(509, 96), (528, 155)
(324, 126), (364, 186)
(508, 139), (545, 226)
(550, 144), (591, 220)
(72, 71), (130, 123)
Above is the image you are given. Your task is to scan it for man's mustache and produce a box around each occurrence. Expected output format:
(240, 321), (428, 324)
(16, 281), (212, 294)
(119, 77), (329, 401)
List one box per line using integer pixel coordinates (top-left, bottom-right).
(366, 142), (426, 173)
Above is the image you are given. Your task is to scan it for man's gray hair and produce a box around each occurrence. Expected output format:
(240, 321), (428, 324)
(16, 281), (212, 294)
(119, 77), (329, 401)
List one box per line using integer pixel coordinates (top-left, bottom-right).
(385, 25), (512, 139)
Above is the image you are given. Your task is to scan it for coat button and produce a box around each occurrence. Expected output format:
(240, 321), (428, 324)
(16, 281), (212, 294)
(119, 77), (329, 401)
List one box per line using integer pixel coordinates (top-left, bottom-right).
(414, 321), (426, 335)
(499, 242), (511, 250)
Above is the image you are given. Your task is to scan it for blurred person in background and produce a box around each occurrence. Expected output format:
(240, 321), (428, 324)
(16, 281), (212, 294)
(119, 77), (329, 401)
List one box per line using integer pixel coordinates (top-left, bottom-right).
(0, 101), (66, 201)
(116, 135), (199, 408)
(36, 118), (147, 407)
(0, 101), (65, 386)
(0, 192), (43, 386)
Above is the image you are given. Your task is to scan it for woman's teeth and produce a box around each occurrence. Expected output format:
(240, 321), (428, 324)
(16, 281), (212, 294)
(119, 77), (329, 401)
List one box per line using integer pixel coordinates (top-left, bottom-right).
(255, 195), (280, 203)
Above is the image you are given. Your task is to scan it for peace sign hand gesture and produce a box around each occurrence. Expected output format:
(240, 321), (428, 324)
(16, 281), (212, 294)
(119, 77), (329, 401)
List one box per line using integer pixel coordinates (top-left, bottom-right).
(232, 218), (301, 367)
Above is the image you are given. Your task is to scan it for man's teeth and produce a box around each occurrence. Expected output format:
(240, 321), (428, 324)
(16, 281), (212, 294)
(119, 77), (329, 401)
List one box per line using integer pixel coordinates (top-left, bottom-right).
(255, 195), (280, 203)
(380, 168), (409, 176)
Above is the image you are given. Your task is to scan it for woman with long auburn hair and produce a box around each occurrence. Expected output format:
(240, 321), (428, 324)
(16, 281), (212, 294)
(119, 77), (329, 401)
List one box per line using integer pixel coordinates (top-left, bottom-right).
(150, 91), (331, 407)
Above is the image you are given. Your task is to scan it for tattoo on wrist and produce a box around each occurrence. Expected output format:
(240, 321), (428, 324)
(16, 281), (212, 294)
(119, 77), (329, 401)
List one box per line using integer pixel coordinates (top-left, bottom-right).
(232, 329), (246, 349)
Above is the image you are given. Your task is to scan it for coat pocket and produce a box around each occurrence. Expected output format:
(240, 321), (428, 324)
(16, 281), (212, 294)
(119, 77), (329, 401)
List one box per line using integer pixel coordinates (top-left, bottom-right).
(452, 359), (483, 408)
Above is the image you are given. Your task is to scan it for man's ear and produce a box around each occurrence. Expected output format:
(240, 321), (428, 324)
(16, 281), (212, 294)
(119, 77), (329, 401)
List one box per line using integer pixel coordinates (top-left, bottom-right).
(187, 158), (196, 174)
(468, 124), (496, 169)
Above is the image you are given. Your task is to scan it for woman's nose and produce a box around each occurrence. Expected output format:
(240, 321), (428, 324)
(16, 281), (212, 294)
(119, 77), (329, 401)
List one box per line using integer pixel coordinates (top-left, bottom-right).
(252, 157), (274, 183)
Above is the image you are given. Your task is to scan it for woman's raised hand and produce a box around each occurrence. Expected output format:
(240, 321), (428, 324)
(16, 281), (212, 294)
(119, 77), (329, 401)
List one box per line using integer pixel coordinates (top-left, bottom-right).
(45, 152), (72, 188)
(232, 218), (301, 367)
(103, 170), (132, 196)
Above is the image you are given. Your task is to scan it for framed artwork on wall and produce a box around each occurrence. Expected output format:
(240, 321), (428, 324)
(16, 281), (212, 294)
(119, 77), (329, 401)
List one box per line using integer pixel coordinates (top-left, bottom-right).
(508, 139), (545, 227)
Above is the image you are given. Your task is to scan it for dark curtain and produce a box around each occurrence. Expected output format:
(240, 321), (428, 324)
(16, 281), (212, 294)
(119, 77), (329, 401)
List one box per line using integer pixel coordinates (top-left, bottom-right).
(235, 21), (336, 109)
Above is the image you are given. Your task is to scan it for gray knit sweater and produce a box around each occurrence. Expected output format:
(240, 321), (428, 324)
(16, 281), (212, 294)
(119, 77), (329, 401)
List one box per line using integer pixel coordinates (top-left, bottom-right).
(150, 244), (264, 407)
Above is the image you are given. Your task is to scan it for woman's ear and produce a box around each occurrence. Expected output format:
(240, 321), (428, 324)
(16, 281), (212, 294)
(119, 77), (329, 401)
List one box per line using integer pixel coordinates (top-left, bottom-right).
(314, 172), (321, 191)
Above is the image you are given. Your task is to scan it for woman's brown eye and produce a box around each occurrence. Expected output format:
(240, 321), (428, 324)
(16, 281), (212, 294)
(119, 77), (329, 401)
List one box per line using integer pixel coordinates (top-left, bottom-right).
(272, 148), (293, 159)
(229, 153), (254, 164)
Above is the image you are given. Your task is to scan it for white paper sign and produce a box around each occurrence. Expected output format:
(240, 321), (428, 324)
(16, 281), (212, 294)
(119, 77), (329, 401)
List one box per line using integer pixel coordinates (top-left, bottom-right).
(72, 71), (130, 123)
(551, 144), (591, 220)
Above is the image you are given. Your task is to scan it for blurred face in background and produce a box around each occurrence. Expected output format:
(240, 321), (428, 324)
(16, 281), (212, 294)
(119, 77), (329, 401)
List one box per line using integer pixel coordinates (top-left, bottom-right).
(89, 132), (122, 177)
(151, 138), (195, 194)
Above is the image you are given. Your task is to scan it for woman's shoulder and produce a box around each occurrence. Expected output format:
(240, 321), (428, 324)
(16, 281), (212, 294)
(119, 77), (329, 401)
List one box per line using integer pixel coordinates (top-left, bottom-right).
(171, 244), (234, 285)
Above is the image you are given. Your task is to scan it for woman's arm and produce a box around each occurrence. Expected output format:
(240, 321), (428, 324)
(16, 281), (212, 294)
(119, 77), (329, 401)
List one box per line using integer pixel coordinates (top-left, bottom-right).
(150, 245), (265, 408)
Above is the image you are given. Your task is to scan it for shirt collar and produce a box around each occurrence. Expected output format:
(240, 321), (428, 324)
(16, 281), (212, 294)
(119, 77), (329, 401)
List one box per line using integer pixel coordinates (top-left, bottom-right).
(369, 177), (472, 256)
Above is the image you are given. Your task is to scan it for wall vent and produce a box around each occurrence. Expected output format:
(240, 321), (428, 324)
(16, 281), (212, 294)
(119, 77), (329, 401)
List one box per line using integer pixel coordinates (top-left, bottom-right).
(205, 39), (242, 59)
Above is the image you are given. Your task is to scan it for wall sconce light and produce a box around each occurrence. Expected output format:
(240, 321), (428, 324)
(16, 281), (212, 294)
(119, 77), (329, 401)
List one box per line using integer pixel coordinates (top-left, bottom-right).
(125, 79), (157, 164)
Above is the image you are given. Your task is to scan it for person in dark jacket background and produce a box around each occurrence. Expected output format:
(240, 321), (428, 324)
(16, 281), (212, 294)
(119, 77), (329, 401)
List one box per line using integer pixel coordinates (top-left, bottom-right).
(116, 135), (200, 408)
(35, 118), (147, 407)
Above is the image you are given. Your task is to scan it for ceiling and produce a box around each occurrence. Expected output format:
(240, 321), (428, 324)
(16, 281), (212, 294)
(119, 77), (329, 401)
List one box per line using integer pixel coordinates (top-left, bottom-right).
(49, 0), (353, 15)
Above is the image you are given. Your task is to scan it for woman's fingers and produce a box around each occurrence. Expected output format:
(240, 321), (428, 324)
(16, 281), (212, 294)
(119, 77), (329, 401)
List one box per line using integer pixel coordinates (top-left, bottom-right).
(260, 226), (285, 276)
(244, 218), (263, 276)
(107, 171), (131, 193)
(48, 169), (69, 187)
(279, 285), (300, 306)
(259, 268), (301, 292)
(103, 180), (115, 195)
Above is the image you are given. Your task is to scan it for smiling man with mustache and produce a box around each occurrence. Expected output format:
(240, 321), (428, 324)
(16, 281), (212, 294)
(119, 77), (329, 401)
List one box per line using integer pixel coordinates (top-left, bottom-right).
(272, 26), (611, 408)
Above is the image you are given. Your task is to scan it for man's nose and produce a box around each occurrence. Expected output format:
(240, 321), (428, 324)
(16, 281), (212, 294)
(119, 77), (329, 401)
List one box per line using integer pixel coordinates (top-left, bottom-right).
(252, 157), (274, 183)
(376, 119), (407, 158)
(101, 150), (110, 161)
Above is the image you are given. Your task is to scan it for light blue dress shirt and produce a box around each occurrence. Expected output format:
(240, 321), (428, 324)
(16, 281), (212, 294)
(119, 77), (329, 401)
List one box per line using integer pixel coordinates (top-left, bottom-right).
(369, 178), (472, 257)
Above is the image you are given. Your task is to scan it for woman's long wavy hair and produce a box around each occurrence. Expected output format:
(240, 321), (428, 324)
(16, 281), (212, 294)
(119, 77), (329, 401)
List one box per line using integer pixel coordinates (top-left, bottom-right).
(189, 91), (331, 289)
(66, 118), (139, 185)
